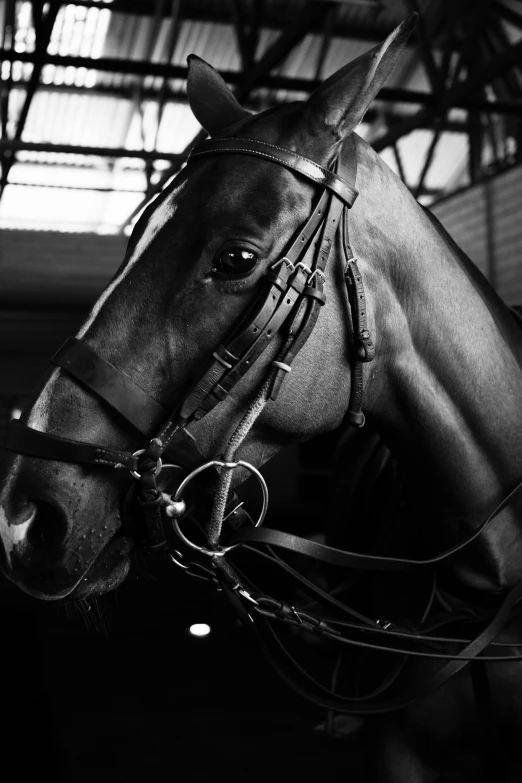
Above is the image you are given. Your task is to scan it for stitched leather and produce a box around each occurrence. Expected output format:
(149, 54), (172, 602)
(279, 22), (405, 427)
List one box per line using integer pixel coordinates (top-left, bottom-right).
(159, 189), (331, 434)
(189, 138), (359, 208)
(6, 419), (138, 470)
(8, 128), (522, 718)
(220, 578), (522, 714)
(53, 338), (167, 433)
(269, 192), (344, 399)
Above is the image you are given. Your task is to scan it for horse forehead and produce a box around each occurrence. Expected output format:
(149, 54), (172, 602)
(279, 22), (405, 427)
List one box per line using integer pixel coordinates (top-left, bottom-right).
(194, 156), (311, 223)
(76, 190), (179, 342)
(130, 188), (180, 261)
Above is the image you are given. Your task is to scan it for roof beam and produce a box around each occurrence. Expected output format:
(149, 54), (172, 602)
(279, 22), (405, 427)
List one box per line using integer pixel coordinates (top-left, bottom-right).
(495, 0), (522, 31)
(3, 51), (522, 116)
(0, 2), (59, 201)
(232, 0), (334, 102)
(413, 0), (459, 198)
(372, 36), (522, 152)
(50, 0), (401, 43)
(0, 139), (184, 162)
(0, 0), (17, 196)
(122, 0), (337, 229)
(231, 0), (255, 71)
(406, 0), (443, 93)
(13, 2), (59, 142)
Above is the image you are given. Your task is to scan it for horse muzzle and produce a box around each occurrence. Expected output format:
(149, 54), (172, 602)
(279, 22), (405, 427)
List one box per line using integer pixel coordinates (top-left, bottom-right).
(0, 451), (129, 600)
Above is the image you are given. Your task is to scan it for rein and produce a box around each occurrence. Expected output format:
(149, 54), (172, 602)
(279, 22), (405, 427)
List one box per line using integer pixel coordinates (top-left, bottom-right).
(6, 133), (522, 715)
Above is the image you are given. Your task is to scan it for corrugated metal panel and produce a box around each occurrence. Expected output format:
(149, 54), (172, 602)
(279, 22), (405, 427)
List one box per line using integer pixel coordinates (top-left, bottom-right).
(431, 165), (522, 303)
(23, 90), (132, 146)
(0, 1), (511, 233)
(0, 309), (85, 396)
(0, 228), (127, 303)
(432, 187), (489, 276)
(0, 184), (144, 232)
(491, 166), (522, 301)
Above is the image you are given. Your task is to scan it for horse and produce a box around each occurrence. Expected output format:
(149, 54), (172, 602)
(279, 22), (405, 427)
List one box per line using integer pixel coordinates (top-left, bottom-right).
(2, 13), (522, 780)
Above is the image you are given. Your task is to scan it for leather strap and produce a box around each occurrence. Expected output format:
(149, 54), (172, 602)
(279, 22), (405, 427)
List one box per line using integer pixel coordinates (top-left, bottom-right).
(188, 138), (359, 208)
(269, 192), (345, 399)
(228, 525), (414, 571)
(48, 339), (214, 474)
(158, 188), (333, 447)
(228, 472), (522, 572)
(345, 258), (375, 427)
(221, 577), (522, 714)
(53, 338), (167, 433)
(5, 418), (138, 470)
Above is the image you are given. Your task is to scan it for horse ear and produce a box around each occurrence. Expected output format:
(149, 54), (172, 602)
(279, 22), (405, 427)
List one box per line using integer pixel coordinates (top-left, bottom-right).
(187, 54), (251, 134)
(302, 14), (417, 142)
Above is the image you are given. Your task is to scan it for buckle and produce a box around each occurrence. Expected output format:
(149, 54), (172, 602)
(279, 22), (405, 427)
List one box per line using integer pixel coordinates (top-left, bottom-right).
(130, 448), (163, 480)
(271, 256), (295, 273)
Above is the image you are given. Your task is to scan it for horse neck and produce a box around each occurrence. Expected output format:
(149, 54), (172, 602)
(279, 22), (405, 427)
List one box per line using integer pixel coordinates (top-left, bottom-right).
(350, 140), (522, 590)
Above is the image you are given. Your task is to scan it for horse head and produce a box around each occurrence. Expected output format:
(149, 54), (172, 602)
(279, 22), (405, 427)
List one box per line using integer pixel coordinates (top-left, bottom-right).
(0, 18), (418, 600)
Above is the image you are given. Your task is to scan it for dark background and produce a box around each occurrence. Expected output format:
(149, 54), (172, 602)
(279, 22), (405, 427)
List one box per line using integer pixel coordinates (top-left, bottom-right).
(1, 437), (365, 783)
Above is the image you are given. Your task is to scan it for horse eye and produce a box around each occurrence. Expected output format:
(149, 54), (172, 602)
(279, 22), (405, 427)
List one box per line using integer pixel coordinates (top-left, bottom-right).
(213, 248), (258, 277)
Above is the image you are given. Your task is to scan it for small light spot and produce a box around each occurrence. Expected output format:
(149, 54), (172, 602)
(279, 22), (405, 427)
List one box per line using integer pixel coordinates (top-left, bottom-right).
(189, 623), (211, 638)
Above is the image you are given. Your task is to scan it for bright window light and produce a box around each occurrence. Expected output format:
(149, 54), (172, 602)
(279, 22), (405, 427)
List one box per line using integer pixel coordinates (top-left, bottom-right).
(189, 623), (211, 638)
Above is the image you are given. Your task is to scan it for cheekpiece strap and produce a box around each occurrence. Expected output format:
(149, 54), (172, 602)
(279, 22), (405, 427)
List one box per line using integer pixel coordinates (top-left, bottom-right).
(188, 138), (359, 208)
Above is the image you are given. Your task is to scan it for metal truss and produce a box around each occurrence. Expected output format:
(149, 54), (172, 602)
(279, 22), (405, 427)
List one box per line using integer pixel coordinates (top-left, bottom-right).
(0, 0), (522, 220)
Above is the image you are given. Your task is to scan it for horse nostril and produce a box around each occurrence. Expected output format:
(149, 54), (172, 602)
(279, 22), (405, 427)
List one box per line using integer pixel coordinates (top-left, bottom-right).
(27, 500), (68, 550)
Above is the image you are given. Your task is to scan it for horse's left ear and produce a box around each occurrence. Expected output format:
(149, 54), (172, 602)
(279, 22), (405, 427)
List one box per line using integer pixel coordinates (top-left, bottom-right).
(187, 54), (251, 134)
(302, 13), (417, 142)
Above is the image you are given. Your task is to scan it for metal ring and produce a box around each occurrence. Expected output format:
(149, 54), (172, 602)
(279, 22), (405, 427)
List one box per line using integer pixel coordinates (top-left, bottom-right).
(170, 459), (269, 555)
(158, 463), (186, 483)
(130, 449), (163, 480)
(168, 549), (189, 570)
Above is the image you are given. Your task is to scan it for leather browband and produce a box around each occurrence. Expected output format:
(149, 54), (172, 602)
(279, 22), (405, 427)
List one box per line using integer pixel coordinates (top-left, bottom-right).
(188, 138), (359, 208)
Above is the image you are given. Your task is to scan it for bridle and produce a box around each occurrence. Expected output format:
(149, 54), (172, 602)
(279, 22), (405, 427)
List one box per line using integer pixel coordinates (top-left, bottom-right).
(6, 133), (522, 718)
(6, 134), (367, 543)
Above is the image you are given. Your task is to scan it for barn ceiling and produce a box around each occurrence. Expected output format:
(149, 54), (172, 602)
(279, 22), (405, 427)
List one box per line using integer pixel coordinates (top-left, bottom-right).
(0, 0), (521, 233)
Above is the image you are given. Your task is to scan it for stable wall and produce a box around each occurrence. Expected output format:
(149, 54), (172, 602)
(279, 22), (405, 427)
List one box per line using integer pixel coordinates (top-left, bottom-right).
(0, 230), (127, 403)
(431, 164), (522, 304)
(1, 228), (127, 306)
(0, 229), (127, 437)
